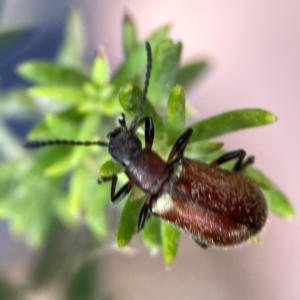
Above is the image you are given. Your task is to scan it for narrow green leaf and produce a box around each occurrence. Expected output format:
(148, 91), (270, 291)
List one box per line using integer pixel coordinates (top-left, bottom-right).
(25, 146), (71, 176)
(0, 87), (35, 116)
(45, 114), (79, 138)
(242, 166), (294, 220)
(0, 277), (21, 300)
(52, 196), (76, 226)
(190, 109), (277, 142)
(242, 167), (275, 190)
(116, 192), (145, 247)
(165, 85), (185, 144)
(29, 86), (87, 104)
(176, 60), (208, 89)
(122, 13), (138, 57)
(91, 48), (110, 86)
(112, 25), (170, 87)
(67, 167), (90, 217)
(44, 156), (74, 176)
(85, 184), (109, 237)
(119, 84), (164, 137)
(17, 61), (88, 85)
(186, 140), (224, 156)
(56, 9), (86, 68)
(263, 190), (295, 219)
(99, 160), (124, 177)
(0, 122), (24, 159)
(142, 217), (162, 249)
(66, 259), (97, 300)
(27, 107), (85, 139)
(0, 28), (33, 50)
(161, 221), (180, 266)
(148, 39), (182, 104)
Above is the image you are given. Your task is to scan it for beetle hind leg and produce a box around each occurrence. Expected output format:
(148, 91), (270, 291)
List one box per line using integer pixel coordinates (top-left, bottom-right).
(210, 149), (254, 172)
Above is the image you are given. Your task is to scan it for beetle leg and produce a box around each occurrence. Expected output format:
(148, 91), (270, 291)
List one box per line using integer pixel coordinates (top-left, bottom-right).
(135, 117), (154, 150)
(98, 175), (133, 203)
(192, 238), (209, 249)
(137, 195), (151, 231)
(167, 128), (193, 163)
(234, 155), (254, 172)
(210, 149), (254, 172)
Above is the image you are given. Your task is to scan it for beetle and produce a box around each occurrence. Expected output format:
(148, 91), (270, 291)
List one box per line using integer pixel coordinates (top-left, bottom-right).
(24, 41), (268, 248)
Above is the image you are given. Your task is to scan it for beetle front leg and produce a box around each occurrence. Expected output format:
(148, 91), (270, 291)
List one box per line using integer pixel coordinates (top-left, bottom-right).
(210, 149), (254, 172)
(98, 175), (133, 203)
(135, 117), (154, 150)
(167, 128), (193, 163)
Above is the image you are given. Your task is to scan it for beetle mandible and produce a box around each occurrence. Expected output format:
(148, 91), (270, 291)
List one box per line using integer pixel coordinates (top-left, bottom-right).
(24, 42), (268, 248)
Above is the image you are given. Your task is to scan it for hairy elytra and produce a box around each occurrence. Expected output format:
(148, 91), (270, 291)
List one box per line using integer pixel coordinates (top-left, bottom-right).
(24, 42), (268, 248)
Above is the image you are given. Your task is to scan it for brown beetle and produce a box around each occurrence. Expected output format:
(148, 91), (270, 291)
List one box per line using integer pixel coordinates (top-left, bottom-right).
(24, 42), (268, 248)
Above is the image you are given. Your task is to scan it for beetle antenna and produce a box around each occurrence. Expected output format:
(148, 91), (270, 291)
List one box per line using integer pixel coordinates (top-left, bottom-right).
(130, 41), (152, 132)
(24, 139), (108, 148)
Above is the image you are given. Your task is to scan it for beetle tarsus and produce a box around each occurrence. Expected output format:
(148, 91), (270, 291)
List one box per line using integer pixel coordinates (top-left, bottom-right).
(193, 238), (209, 249)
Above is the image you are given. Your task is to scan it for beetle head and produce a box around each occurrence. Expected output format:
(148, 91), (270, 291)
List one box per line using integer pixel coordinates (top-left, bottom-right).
(107, 114), (142, 167)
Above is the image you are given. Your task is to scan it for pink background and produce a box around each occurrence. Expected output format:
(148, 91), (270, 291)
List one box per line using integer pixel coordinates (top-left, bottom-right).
(1, 1), (299, 299)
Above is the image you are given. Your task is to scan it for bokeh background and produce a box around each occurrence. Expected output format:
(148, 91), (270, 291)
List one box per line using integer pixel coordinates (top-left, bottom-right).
(1, 0), (299, 299)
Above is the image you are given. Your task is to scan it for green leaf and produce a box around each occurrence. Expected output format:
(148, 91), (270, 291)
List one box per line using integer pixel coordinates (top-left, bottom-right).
(91, 48), (110, 86)
(161, 221), (180, 266)
(45, 114), (79, 138)
(0, 28), (33, 51)
(165, 85), (185, 144)
(148, 39), (182, 104)
(112, 25), (170, 87)
(119, 84), (164, 137)
(176, 60), (208, 89)
(44, 156), (74, 177)
(29, 86), (87, 104)
(190, 109), (277, 142)
(67, 167), (90, 218)
(84, 184), (109, 237)
(242, 167), (275, 190)
(99, 160), (124, 177)
(0, 277), (21, 300)
(17, 61), (88, 85)
(66, 259), (97, 300)
(27, 107), (85, 139)
(186, 140), (224, 156)
(142, 217), (162, 249)
(56, 9), (86, 68)
(263, 190), (295, 219)
(0, 122), (24, 160)
(122, 13), (138, 57)
(116, 191), (145, 247)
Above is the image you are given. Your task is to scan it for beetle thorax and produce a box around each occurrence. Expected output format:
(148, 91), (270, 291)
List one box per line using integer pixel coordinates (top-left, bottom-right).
(107, 126), (142, 167)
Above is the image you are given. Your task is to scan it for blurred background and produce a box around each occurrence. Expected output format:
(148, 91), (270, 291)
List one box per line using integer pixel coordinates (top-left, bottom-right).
(1, 0), (299, 299)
